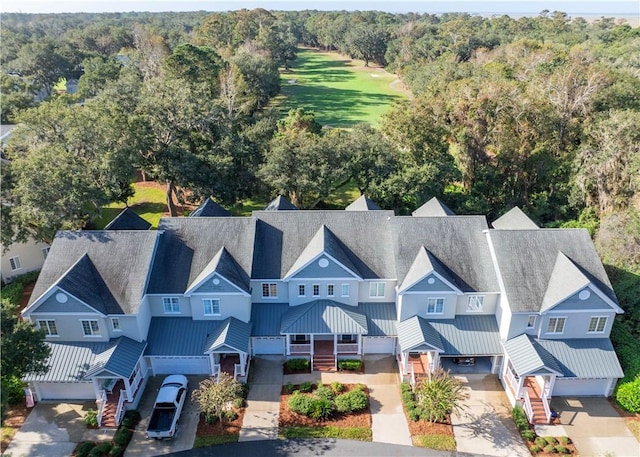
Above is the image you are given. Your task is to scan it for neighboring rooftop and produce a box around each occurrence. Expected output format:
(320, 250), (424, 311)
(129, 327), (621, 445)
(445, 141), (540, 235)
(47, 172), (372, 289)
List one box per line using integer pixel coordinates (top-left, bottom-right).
(412, 197), (455, 217)
(492, 206), (539, 230)
(345, 195), (381, 211)
(189, 198), (232, 217)
(105, 207), (151, 231)
(264, 195), (298, 211)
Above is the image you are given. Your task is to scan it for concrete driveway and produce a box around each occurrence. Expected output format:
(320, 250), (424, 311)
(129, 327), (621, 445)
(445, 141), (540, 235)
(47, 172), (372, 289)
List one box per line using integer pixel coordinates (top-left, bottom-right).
(3, 402), (115, 457)
(451, 374), (530, 457)
(551, 397), (640, 457)
(124, 375), (206, 457)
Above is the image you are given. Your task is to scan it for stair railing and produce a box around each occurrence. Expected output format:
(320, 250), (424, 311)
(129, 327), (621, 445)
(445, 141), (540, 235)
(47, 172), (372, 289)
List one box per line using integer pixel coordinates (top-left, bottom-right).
(96, 389), (107, 427)
(522, 388), (534, 423)
(115, 389), (127, 426)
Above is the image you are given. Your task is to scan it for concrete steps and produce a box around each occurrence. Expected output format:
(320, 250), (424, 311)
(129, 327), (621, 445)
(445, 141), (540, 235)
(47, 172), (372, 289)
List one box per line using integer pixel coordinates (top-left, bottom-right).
(313, 355), (336, 372)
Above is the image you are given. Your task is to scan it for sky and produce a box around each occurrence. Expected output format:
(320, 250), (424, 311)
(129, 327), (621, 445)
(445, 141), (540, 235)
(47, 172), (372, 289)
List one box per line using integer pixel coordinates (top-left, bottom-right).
(1, 0), (639, 16)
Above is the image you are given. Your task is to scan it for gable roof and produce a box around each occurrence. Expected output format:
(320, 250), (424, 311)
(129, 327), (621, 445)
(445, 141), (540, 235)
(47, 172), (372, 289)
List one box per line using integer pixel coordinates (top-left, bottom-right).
(148, 218), (256, 294)
(504, 334), (563, 376)
(186, 247), (250, 294)
(412, 197), (455, 217)
(492, 207), (539, 230)
(488, 229), (618, 313)
(189, 198), (232, 217)
(251, 210), (397, 279)
(391, 216), (499, 292)
(104, 208), (151, 231)
(398, 246), (462, 293)
(85, 337), (147, 378)
(540, 252), (591, 313)
(284, 225), (362, 279)
(345, 195), (381, 211)
(280, 300), (369, 334)
(264, 195), (298, 211)
(397, 316), (444, 352)
(203, 317), (251, 353)
(25, 341), (111, 382)
(27, 231), (159, 315)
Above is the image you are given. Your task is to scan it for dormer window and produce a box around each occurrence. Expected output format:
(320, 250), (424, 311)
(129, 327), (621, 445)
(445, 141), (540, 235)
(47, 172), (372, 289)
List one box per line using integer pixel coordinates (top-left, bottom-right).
(588, 316), (607, 333)
(203, 299), (221, 316)
(546, 317), (566, 334)
(369, 282), (385, 297)
(427, 298), (444, 314)
(467, 295), (484, 312)
(526, 315), (537, 329)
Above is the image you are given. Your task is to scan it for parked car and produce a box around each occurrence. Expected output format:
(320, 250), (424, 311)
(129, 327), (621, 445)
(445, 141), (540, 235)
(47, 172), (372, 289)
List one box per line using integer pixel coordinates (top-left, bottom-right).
(146, 375), (188, 439)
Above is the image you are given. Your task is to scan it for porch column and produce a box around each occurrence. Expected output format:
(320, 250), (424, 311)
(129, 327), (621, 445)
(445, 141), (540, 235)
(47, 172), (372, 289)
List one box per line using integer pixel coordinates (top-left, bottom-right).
(402, 350), (409, 374)
(334, 334), (338, 355)
(124, 378), (132, 402)
(92, 379), (101, 400)
(357, 334), (361, 355)
(240, 352), (247, 376)
(516, 375), (525, 399)
(209, 353), (216, 375)
(310, 334), (314, 355)
(432, 351), (440, 372)
(286, 335), (291, 355)
(547, 375), (556, 397)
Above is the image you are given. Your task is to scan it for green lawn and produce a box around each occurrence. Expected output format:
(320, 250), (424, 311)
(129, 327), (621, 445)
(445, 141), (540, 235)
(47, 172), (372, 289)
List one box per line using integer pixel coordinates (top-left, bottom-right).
(277, 48), (408, 127)
(279, 425), (372, 441)
(94, 184), (167, 229)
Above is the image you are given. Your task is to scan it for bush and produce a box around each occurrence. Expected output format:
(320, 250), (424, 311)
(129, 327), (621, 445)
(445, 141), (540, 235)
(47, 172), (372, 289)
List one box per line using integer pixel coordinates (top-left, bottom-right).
(84, 409), (98, 427)
(530, 445), (542, 454)
(309, 398), (334, 420)
(615, 376), (640, 413)
(334, 389), (368, 413)
(109, 445), (124, 457)
(315, 386), (335, 401)
(75, 441), (96, 457)
(232, 398), (244, 408)
(338, 359), (362, 371)
(284, 382), (295, 394)
(299, 381), (313, 393)
(545, 436), (558, 446)
(555, 445), (570, 454)
(407, 408), (421, 422)
(88, 442), (112, 457)
(535, 437), (548, 447)
(543, 444), (557, 453)
(223, 410), (238, 421)
(558, 436), (571, 445)
(521, 429), (536, 442)
(331, 381), (345, 393)
(284, 358), (309, 372)
(122, 410), (141, 427)
(288, 392), (314, 416)
(113, 428), (132, 447)
(415, 369), (466, 423)
(1, 282), (24, 306)
(206, 414), (219, 424)
(1, 375), (26, 404)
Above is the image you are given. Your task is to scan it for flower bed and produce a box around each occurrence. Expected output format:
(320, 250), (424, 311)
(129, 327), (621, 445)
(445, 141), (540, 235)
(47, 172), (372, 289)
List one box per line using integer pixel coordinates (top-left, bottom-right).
(194, 407), (246, 447)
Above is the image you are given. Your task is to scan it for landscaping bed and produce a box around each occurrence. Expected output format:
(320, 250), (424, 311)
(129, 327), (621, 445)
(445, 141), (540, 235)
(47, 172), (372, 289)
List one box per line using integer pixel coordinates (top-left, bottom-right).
(72, 410), (141, 457)
(282, 358), (311, 375)
(1, 404), (29, 453)
(512, 406), (578, 456)
(193, 407), (246, 447)
(279, 382), (372, 441)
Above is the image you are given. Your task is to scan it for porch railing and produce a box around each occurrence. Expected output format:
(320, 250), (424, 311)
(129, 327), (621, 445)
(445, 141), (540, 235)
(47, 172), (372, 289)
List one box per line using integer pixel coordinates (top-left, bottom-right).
(212, 364), (221, 379)
(541, 390), (552, 424)
(96, 390), (107, 427)
(115, 389), (127, 426)
(234, 363), (242, 380)
(290, 343), (311, 354)
(506, 369), (519, 397)
(522, 388), (534, 423)
(410, 363), (416, 388)
(336, 343), (358, 353)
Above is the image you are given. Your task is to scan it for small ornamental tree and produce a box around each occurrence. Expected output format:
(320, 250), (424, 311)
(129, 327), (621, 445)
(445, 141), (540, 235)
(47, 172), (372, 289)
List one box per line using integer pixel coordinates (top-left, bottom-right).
(191, 373), (243, 424)
(414, 369), (467, 423)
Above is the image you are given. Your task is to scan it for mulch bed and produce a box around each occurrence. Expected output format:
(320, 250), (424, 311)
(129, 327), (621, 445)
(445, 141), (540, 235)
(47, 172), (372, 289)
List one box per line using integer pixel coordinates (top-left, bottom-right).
(1, 404), (31, 453)
(525, 439), (579, 456)
(399, 392), (454, 437)
(196, 408), (246, 437)
(278, 384), (371, 429)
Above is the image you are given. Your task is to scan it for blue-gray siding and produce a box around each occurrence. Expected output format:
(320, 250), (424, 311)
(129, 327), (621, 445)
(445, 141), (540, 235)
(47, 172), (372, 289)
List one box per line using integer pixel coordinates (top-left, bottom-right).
(292, 256), (357, 279)
(552, 289), (615, 311)
(192, 275), (242, 294)
(33, 291), (98, 314)
(407, 275), (455, 293)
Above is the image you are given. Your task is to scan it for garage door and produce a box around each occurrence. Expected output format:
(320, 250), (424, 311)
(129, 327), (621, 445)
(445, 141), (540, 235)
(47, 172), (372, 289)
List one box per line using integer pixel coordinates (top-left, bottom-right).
(252, 337), (285, 355)
(150, 356), (210, 375)
(37, 382), (95, 400)
(552, 378), (610, 396)
(363, 337), (396, 354)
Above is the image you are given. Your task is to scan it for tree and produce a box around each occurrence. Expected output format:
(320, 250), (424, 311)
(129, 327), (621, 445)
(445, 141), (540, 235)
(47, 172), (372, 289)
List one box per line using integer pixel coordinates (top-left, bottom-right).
(191, 373), (243, 424)
(0, 74), (35, 123)
(10, 39), (74, 94)
(164, 43), (223, 95)
(77, 56), (122, 99)
(346, 25), (387, 67)
(258, 21), (298, 70)
(414, 369), (467, 423)
(231, 47), (280, 110)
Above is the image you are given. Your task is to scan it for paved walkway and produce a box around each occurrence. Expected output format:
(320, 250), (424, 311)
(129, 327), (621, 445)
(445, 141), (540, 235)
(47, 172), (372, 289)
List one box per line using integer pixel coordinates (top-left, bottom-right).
(451, 374), (530, 457)
(551, 397), (640, 457)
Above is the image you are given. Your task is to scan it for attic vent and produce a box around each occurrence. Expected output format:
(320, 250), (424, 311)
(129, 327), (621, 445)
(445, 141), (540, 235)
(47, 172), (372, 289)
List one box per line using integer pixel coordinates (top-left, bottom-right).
(318, 258), (329, 268)
(212, 278), (220, 285)
(427, 277), (435, 285)
(579, 289), (591, 300)
(56, 293), (68, 303)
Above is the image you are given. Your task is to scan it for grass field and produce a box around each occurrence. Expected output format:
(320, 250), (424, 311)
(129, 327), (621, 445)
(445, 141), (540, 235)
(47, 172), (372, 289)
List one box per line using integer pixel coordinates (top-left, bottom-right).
(94, 183), (167, 229)
(277, 48), (408, 127)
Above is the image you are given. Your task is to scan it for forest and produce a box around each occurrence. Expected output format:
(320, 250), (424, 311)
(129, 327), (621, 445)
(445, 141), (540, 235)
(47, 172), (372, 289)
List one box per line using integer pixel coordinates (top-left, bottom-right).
(1, 9), (639, 409)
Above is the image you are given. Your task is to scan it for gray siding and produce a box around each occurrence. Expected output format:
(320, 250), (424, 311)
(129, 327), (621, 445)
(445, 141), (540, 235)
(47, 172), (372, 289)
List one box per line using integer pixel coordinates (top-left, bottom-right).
(552, 289), (615, 311)
(192, 274), (242, 294)
(406, 275), (455, 293)
(250, 280), (288, 303)
(358, 280), (396, 303)
(147, 295), (193, 317)
(106, 314), (141, 340)
(399, 293), (457, 321)
(288, 279), (358, 306)
(454, 293), (499, 315)
(190, 294), (251, 322)
(34, 289), (99, 314)
(29, 313), (109, 342)
(291, 256), (358, 279)
(538, 311), (617, 339)
(508, 313), (539, 340)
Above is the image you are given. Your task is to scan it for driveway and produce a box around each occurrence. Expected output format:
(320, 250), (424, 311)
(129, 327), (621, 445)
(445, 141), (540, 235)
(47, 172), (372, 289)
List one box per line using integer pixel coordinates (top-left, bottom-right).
(124, 375), (206, 457)
(3, 402), (115, 457)
(551, 397), (640, 457)
(451, 374), (530, 457)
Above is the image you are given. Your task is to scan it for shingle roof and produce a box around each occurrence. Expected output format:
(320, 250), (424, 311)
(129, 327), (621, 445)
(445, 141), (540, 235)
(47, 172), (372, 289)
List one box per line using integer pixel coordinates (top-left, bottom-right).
(145, 317), (225, 356)
(203, 317), (251, 353)
(398, 246), (461, 293)
(149, 218), (256, 294)
(391, 216), (499, 292)
(503, 334), (563, 376)
(492, 207), (539, 230)
(264, 195), (298, 211)
(540, 252), (591, 313)
(186, 247), (250, 294)
(536, 338), (624, 379)
(189, 198), (232, 217)
(488, 229), (618, 313)
(28, 231), (159, 315)
(252, 211), (397, 279)
(427, 315), (503, 356)
(85, 337), (147, 378)
(104, 208), (151, 230)
(397, 316), (444, 352)
(284, 225), (362, 279)
(412, 197), (455, 217)
(280, 300), (369, 334)
(345, 195), (381, 211)
(250, 303), (290, 336)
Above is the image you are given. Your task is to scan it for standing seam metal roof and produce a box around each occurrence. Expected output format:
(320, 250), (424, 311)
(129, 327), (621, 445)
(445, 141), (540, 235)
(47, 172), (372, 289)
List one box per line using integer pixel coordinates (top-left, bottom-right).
(203, 317), (252, 353)
(427, 315), (503, 356)
(397, 316), (444, 352)
(85, 337), (147, 378)
(503, 334), (562, 376)
(280, 300), (369, 334)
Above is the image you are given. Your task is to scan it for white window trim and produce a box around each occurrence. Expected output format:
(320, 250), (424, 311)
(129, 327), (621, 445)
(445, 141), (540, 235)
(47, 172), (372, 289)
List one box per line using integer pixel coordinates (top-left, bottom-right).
(203, 298), (221, 316)
(546, 316), (566, 334)
(298, 284), (306, 297)
(588, 316), (608, 333)
(426, 297), (445, 314)
(341, 284), (350, 297)
(111, 317), (122, 332)
(9, 256), (22, 271)
(38, 320), (58, 337)
(162, 297), (181, 314)
(467, 295), (484, 312)
(327, 284), (335, 297)
(313, 284), (320, 297)
(526, 315), (537, 329)
(261, 282), (278, 298)
(81, 319), (101, 337)
(369, 282), (385, 298)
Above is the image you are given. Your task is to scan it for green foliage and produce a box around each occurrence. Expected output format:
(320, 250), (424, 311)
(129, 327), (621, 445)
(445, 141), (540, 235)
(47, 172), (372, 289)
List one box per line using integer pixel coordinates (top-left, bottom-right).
(530, 445), (542, 453)
(284, 358), (309, 372)
(315, 386), (335, 401)
(2, 375), (26, 404)
(88, 442), (112, 457)
(615, 376), (640, 413)
(337, 359), (362, 371)
(84, 409), (98, 428)
(414, 369), (466, 423)
(1, 282), (24, 305)
(334, 389), (368, 413)
(75, 441), (96, 457)
(284, 382), (295, 394)
(113, 428), (132, 447)
(120, 410), (141, 430)
(191, 373), (244, 425)
(232, 397), (244, 409)
(535, 436), (548, 447)
(109, 445), (125, 457)
(558, 436), (571, 445)
(193, 433), (240, 447)
(543, 444), (557, 453)
(555, 446), (570, 454)
(545, 436), (558, 445)
(522, 429), (536, 442)
(413, 434), (457, 451)
(309, 397), (335, 420)
(279, 425), (372, 441)
(512, 406), (529, 431)
(288, 392), (314, 416)
(330, 381), (344, 393)
(223, 410), (238, 421)
(299, 381), (313, 393)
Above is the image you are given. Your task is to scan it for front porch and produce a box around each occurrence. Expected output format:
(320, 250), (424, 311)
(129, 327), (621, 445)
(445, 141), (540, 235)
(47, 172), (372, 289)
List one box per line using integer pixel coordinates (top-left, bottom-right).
(210, 352), (250, 382)
(287, 335), (361, 372)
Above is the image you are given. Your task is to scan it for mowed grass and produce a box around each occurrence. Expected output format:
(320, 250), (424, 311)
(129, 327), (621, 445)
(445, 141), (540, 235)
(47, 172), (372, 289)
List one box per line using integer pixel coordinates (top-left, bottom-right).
(94, 183), (167, 229)
(277, 48), (407, 127)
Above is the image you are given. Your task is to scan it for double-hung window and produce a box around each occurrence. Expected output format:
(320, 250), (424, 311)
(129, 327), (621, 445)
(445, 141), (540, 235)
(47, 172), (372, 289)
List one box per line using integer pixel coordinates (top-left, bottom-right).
(426, 298), (444, 314)
(467, 295), (484, 312)
(369, 282), (385, 297)
(111, 318), (121, 331)
(163, 297), (180, 314)
(313, 284), (320, 296)
(38, 320), (58, 336)
(547, 317), (566, 334)
(81, 320), (100, 336)
(526, 315), (537, 329)
(341, 284), (350, 297)
(203, 298), (221, 316)
(298, 285), (306, 297)
(9, 256), (21, 271)
(262, 283), (277, 298)
(588, 316), (607, 333)
(327, 284), (335, 297)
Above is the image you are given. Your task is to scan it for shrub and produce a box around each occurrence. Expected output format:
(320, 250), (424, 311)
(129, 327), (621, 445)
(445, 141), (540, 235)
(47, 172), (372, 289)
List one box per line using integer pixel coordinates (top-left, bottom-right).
(206, 414), (219, 424)
(113, 428), (131, 447)
(555, 445), (570, 454)
(545, 436), (558, 446)
(123, 410), (141, 426)
(331, 381), (345, 393)
(338, 359), (362, 371)
(223, 410), (238, 421)
(315, 386), (335, 401)
(309, 398), (334, 420)
(407, 408), (421, 421)
(530, 445), (542, 454)
(233, 398), (244, 408)
(284, 358), (309, 372)
(535, 436), (548, 447)
(1, 282), (24, 306)
(76, 441), (96, 457)
(543, 444), (557, 453)
(88, 442), (112, 457)
(299, 381), (313, 393)
(288, 392), (313, 416)
(415, 369), (466, 423)
(334, 389), (368, 413)
(1, 375), (26, 404)
(521, 429), (536, 442)
(109, 445), (124, 457)
(84, 409), (98, 428)
(615, 376), (640, 413)
(512, 406), (530, 432)
(558, 436), (571, 445)
(284, 382), (295, 394)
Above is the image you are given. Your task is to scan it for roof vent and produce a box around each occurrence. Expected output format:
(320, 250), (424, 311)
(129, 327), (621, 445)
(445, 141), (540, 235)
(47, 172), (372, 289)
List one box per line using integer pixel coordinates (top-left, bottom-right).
(579, 289), (591, 300)
(56, 292), (68, 303)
